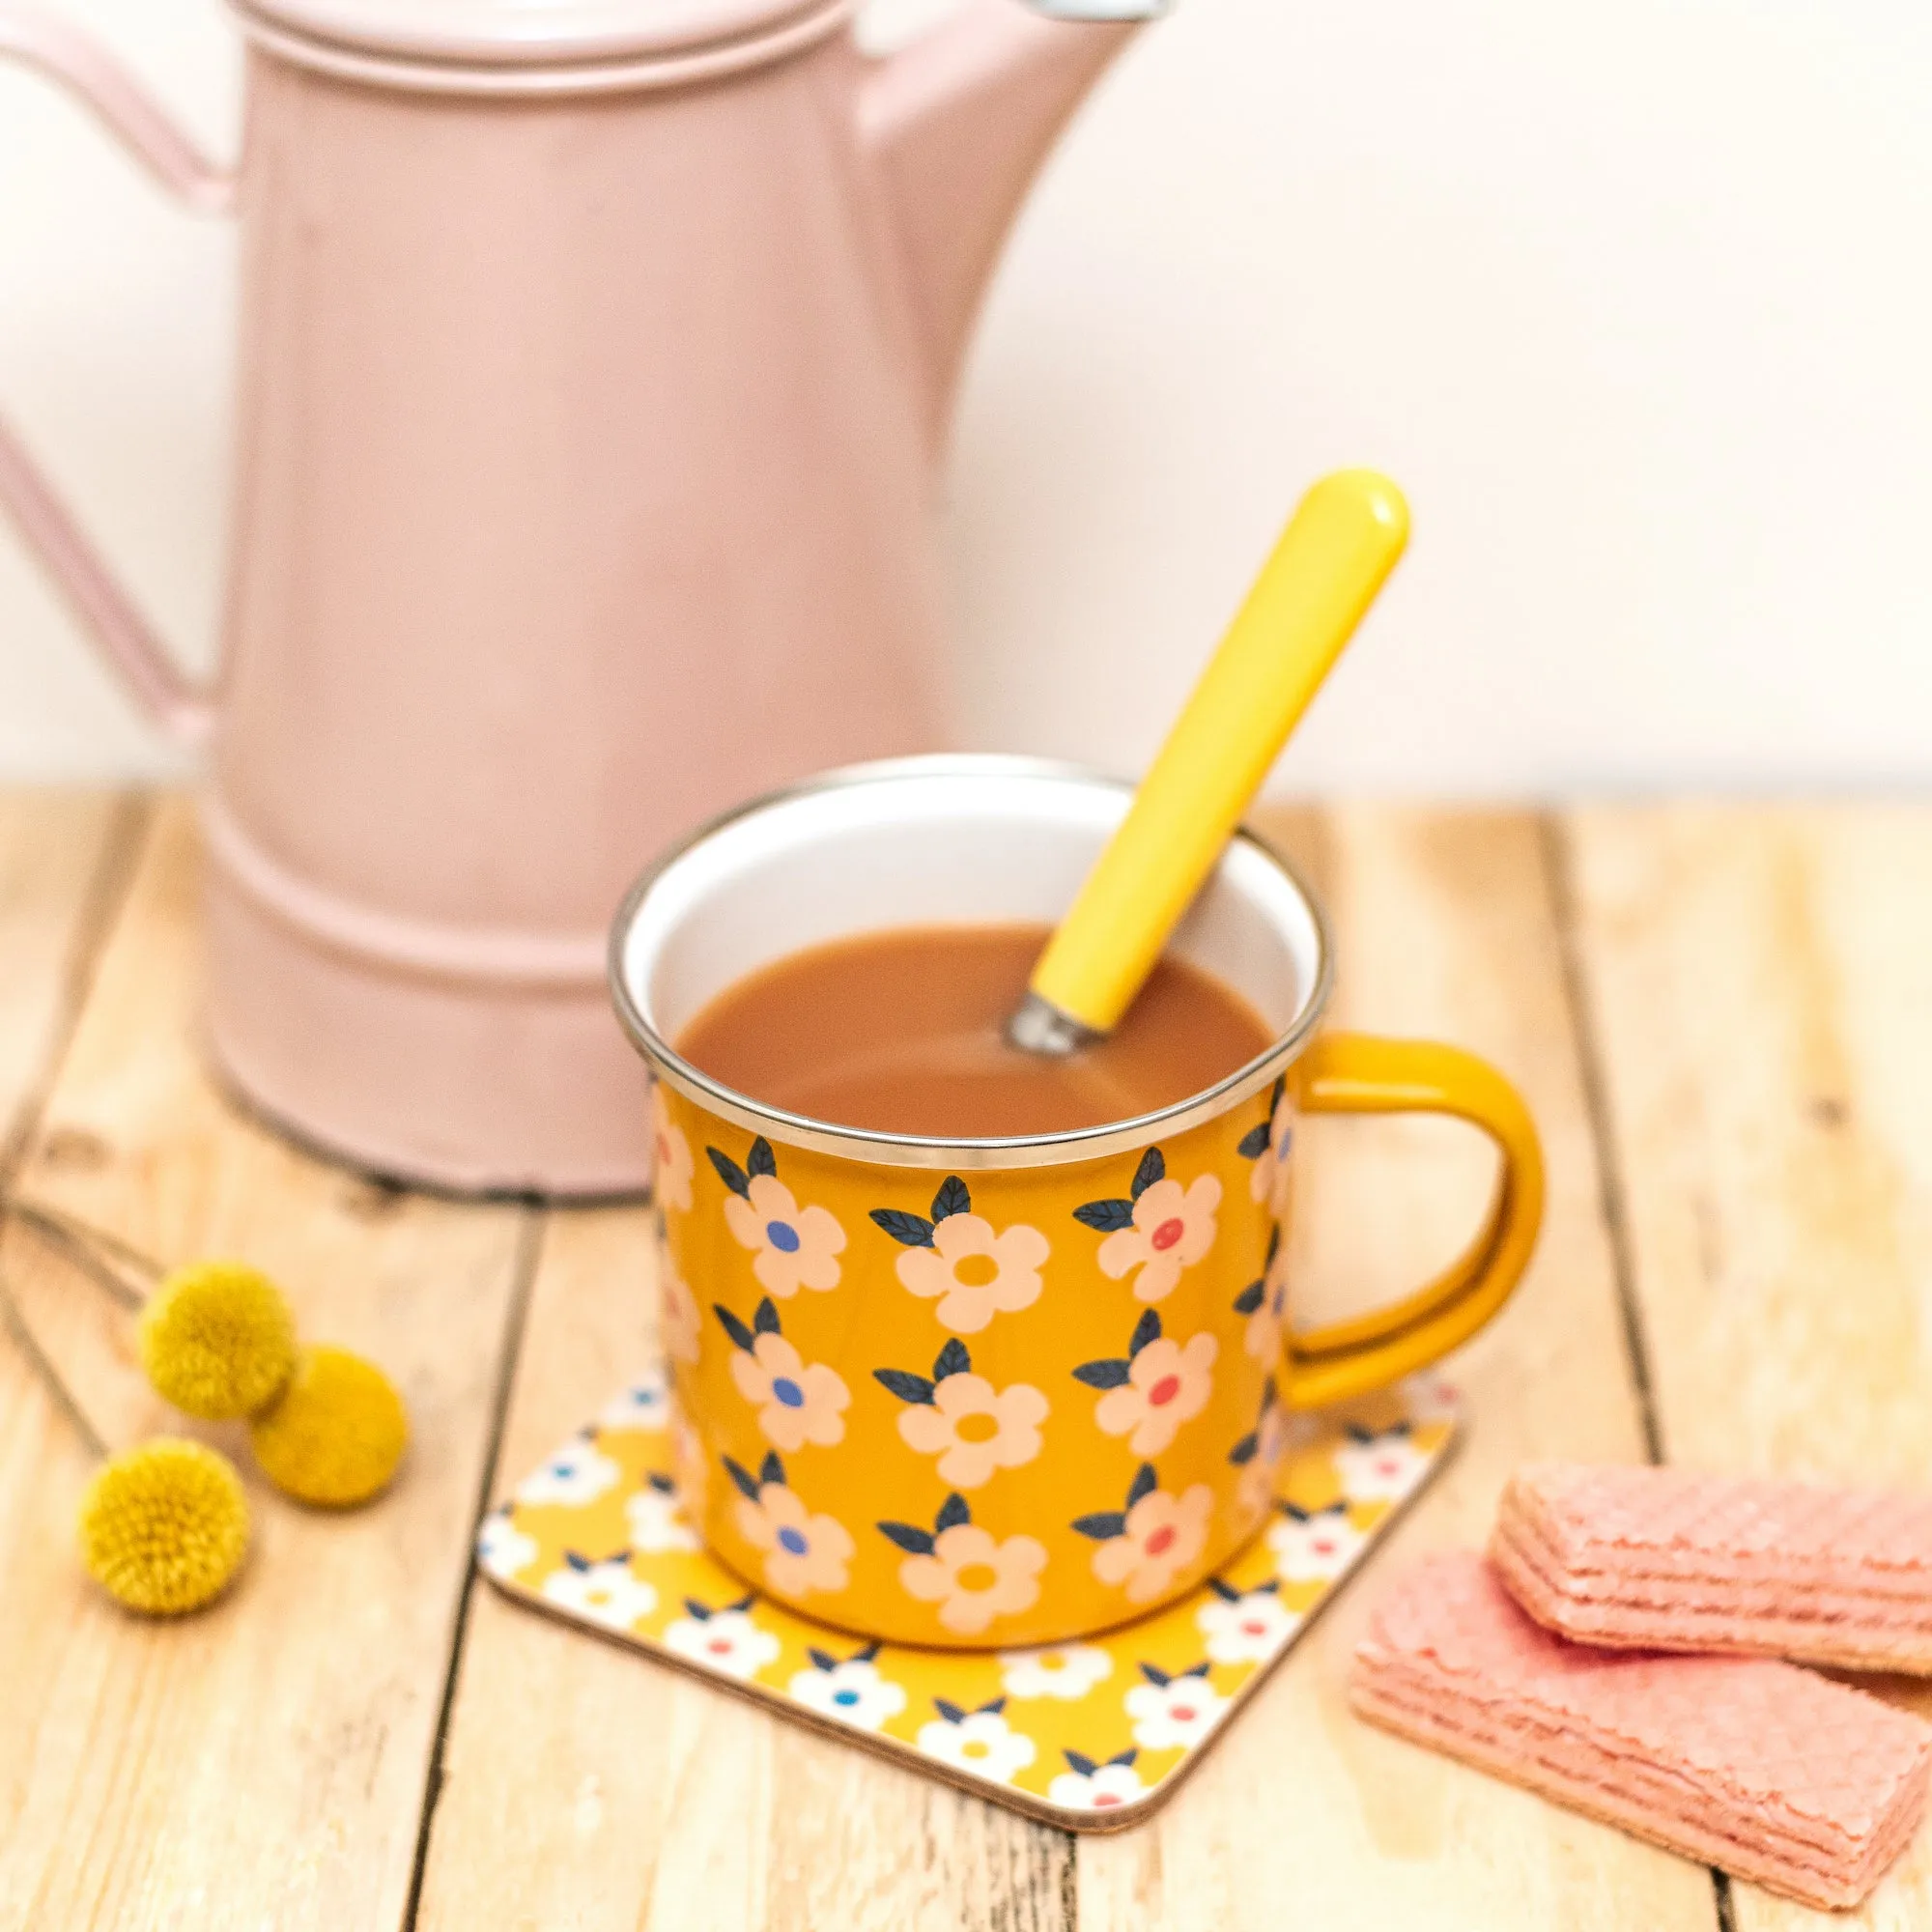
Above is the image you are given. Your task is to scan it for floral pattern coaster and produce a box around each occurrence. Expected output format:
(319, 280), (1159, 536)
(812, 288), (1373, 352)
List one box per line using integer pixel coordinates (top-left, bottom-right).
(476, 1365), (1459, 1830)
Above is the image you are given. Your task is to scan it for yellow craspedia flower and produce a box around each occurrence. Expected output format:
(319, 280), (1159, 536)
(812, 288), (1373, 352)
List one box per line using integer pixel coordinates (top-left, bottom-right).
(139, 1261), (297, 1420)
(78, 1437), (249, 1615)
(250, 1344), (409, 1508)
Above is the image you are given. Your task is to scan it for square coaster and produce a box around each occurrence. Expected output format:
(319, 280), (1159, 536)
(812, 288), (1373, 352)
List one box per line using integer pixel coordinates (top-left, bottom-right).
(477, 1364), (1458, 1829)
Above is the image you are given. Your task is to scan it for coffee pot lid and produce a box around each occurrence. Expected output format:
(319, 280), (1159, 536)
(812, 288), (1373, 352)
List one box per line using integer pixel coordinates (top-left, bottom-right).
(236, 0), (845, 68)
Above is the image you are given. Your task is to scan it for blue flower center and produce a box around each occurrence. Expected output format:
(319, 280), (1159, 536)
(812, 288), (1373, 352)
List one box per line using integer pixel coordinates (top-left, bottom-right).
(766, 1220), (802, 1254)
(833, 1688), (860, 1707)
(777, 1525), (809, 1555)
(772, 1377), (806, 1407)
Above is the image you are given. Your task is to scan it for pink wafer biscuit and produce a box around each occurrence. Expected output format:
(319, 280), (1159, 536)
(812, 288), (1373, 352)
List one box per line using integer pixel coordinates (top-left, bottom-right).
(1350, 1553), (1932, 1909)
(1492, 1463), (1932, 1673)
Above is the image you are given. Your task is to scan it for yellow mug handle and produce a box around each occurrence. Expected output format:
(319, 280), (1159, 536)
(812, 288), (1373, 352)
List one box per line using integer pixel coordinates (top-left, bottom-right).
(1280, 1033), (1545, 1408)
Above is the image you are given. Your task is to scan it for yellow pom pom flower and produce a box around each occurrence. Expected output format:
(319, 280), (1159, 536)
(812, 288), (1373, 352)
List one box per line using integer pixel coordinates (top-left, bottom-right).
(250, 1344), (409, 1508)
(139, 1261), (297, 1421)
(78, 1437), (249, 1615)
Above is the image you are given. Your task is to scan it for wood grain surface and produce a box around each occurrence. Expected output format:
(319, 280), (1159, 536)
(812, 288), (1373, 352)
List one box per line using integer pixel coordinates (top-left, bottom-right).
(3, 793), (1926, 1928)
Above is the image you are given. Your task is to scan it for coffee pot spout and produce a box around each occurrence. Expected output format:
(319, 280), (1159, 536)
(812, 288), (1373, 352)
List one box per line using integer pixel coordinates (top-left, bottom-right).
(861, 0), (1157, 440)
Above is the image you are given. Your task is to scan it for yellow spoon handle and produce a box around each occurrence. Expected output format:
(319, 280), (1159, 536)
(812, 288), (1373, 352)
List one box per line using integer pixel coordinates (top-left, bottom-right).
(1028, 469), (1409, 1037)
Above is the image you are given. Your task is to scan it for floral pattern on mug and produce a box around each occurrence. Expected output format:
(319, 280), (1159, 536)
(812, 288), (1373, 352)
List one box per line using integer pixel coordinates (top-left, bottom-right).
(1124, 1661), (1225, 1750)
(1267, 1500), (1365, 1582)
(789, 1642), (907, 1731)
(651, 1082), (695, 1213)
(998, 1642), (1115, 1702)
(1074, 1148), (1222, 1303)
(1048, 1748), (1145, 1811)
(663, 1593), (780, 1680)
(715, 1297), (851, 1452)
(1335, 1422), (1429, 1502)
(915, 1697), (1036, 1785)
(726, 1451), (855, 1598)
(1237, 1073), (1293, 1217)
(516, 1433), (620, 1508)
(1228, 1375), (1289, 1527)
(879, 1492), (1048, 1636)
(711, 1137), (845, 1296)
(540, 1550), (659, 1632)
(1073, 1463), (1215, 1605)
(625, 1469), (702, 1554)
(1072, 1307), (1218, 1459)
(660, 1239), (701, 1367)
(874, 1336), (1049, 1488)
(872, 1176), (1048, 1334)
(1197, 1577), (1298, 1663)
(1233, 1224), (1291, 1368)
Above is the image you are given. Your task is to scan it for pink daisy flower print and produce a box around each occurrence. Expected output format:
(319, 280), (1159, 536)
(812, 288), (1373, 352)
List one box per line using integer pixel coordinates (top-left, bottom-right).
(1073, 1307), (1217, 1459)
(1233, 1225), (1290, 1369)
(872, 1176), (1047, 1334)
(715, 1297), (850, 1452)
(1075, 1149), (1221, 1303)
(879, 1492), (1047, 1637)
(1236, 1074), (1293, 1217)
(711, 1138), (845, 1296)
(1073, 1463), (1214, 1605)
(874, 1337), (1048, 1489)
(725, 1452), (855, 1598)
(1227, 1375), (1289, 1527)
(650, 1082), (695, 1213)
(658, 1237), (702, 1367)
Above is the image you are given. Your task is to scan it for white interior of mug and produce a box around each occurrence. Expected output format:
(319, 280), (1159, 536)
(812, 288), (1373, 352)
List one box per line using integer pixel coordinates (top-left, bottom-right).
(611, 756), (1330, 1157)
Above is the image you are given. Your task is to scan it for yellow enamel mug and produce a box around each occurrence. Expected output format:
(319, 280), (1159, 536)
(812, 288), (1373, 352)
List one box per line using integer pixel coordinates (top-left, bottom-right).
(610, 757), (1543, 1649)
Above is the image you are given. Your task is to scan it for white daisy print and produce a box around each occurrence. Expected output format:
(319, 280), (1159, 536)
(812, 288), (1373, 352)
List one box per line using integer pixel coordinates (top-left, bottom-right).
(789, 1646), (907, 1732)
(1394, 1371), (1460, 1428)
(1076, 1149), (1221, 1304)
(651, 1083), (696, 1213)
(1335, 1424), (1430, 1503)
(598, 1369), (669, 1433)
(711, 1138), (845, 1297)
(1267, 1501), (1366, 1582)
(915, 1700), (1037, 1786)
(515, 1435), (620, 1508)
(873, 1177), (1047, 1335)
(625, 1471), (701, 1553)
(999, 1643), (1114, 1702)
(1124, 1662), (1226, 1751)
(476, 1508), (538, 1578)
(662, 1598), (781, 1680)
(1047, 1749), (1146, 1813)
(541, 1552), (659, 1632)
(1197, 1579), (1299, 1663)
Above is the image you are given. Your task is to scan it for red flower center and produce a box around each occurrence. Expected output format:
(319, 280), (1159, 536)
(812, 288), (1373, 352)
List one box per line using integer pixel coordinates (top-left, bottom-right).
(1094, 1792), (1122, 1807)
(1241, 1619), (1266, 1635)
(1312, 1538), (1335, 1555)
(706, 1637), (731, 1655)
(1148, 1375), (1181, 1406)
(1150, 1217), (1185, 1252)
(1146, 1525), (1176, 1557)
(1170, 1705), (1196, 1722)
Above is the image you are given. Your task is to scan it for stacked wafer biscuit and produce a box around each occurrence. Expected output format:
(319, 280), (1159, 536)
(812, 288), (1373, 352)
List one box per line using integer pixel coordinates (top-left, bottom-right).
(1350, 1463), (1932, 1910)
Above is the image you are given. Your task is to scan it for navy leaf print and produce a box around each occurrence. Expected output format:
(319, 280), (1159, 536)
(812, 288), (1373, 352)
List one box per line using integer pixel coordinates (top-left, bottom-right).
(935, 1492), (971, 1533)
(1130, 1147), (1166, 1199)
(878, 1520), (936, 1555)
(753, 1297), (781, 1336)
(1236, 1120), (1272, 1159)
(1127, 1463), (1157, 1509)
(1260, 1375), (1279, 1413)
(808, 1646), (838, 1672)
(1182, 1661), (1212, 1678)
(713, 1303), (756, 1352)
(1128, 1308), (1161, 1356)
(726, 1594), (756, 1612)
(1107, 1747), (1139, 1768)
(1073, 1198), (1135, 1233)
(1229, 1431), (1259, 1465)
(707, 1146), (751, 1198)
(1064, 1749), (1098, 1776)
(1139, 1662), (1172, 1688)
(1233, 1279), (1264, 1315)
(1265, 1222), (1281, 1264)
(871, 1208), (937, 1248)
(683, 1596), (714, 1620)
(933, 1697), (967, 1725)
(647, 1471), (675, 1494)
(1071, 1510), (1127, 1541)
(976, 1696), (1006, 1716)
(1071, 1358), (1132, 1390)
(722, 1457), (761, 1502)
(854, 1641), (881, 1662)
(874, 1368), (936, 1406)
(931, 1176), (972, 1223)
(758, 1451), (784, 1488)
(933, 1337), (971, 1381)
(563, 1549), (592, 1571)
(747, 1136), (778, 1179)
(1270, 1072), (1287, 1110)
(1208, 1577), (1241, 1602)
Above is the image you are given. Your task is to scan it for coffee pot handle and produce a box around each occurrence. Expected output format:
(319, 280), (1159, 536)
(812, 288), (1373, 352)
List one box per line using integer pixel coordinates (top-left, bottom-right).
(0, 3), (233, 748)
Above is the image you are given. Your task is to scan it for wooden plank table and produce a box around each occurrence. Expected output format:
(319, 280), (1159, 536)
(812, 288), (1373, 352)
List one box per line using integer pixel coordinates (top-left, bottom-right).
(1, 793), (1926, 1930)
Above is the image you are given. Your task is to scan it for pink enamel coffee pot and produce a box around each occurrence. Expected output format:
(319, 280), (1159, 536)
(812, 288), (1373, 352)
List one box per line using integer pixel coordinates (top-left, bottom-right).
(0, 0), (1154, 1195)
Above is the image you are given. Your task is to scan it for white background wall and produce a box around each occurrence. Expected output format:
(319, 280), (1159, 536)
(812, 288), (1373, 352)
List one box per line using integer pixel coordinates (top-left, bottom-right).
(3, 0), (1931, 791)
